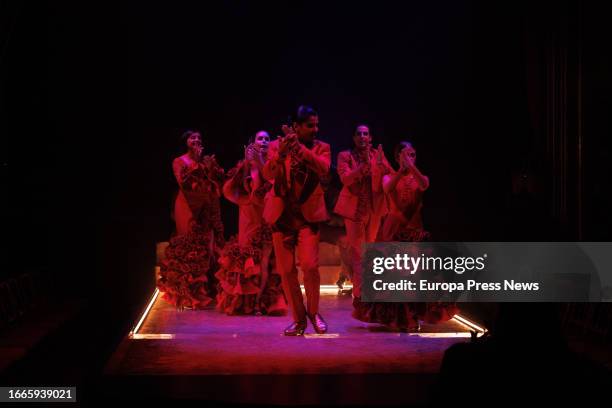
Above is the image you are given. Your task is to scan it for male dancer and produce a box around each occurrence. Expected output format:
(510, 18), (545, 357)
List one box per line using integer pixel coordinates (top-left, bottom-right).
(334, 124), (392, 300)
(262, 106), (331, 335)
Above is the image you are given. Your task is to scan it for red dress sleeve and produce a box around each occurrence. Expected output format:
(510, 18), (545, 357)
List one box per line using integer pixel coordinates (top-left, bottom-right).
(173, 157), (201, 191)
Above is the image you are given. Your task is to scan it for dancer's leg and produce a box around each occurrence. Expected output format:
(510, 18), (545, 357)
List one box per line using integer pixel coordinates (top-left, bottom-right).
(272, 231), (305, 322)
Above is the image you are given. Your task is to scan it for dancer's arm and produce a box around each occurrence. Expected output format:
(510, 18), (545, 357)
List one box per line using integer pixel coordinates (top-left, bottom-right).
(223, 163), (250, 205)
(173, 158), (202, 191)
(406, 159), (429, 191)
(372, 145), (392, 193)
(262, 140), (284, 181)
(295, 141), (331, 177)
(337, 151), (365, 186)
(383, 171), (403, 194)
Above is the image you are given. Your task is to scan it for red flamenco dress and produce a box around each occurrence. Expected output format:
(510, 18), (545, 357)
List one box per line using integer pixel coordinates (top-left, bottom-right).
(352, 172), (458, 330)
(158, 154), (225, 310)
(215, 161), (287, 315)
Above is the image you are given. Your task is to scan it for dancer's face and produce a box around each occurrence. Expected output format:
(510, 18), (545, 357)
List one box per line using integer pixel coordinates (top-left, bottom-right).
(399, 146), (417, 167)
(254, 131), (270, 151)
(187, 132), (203, 151)
(353, 125), (372, 149)
(294, 115), (319, 143)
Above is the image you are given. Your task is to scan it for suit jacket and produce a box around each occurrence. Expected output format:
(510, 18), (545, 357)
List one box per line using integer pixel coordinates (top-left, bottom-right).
(262, 138), (331, 224)
(334, 149), (391, 221)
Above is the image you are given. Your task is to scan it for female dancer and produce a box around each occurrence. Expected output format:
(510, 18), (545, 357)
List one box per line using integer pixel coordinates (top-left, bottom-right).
(215, 131), (287, 315)
(158, 130), (225, 310)
(352, 141), (458, 330)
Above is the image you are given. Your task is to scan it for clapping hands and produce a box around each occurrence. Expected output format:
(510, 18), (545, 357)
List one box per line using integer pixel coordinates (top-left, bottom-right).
(245, 144), (258, 162)
(278, 125), (299, 158)
(399, 150), (415, 175)
(193, 143), (203, 161)
(376, 144), (384, 166)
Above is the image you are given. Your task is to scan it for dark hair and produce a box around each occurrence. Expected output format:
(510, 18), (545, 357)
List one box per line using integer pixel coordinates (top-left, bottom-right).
(181, 130), (200, 143)
(179, 130), (201, 153)
(354, 124), (370, 134)
(394, 141), (414, 162)
(294, 105), (318, 124)
(249, 130), (270, 144)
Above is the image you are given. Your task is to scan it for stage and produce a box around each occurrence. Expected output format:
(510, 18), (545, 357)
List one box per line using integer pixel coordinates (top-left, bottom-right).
(104, 288), (482, 405)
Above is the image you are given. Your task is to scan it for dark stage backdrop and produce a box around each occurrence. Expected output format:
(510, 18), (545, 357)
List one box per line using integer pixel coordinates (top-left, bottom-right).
(3, 0), (611, 374)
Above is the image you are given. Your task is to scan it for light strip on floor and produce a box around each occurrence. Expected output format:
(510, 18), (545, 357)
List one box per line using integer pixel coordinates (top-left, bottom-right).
(129, 288), (160, 338)
(304, 333), (340, 338)
(301, 284), (353, 295)
(131, 333), (175, 339)
(452, 314), (486, 334)
(408, 332), (473, 338)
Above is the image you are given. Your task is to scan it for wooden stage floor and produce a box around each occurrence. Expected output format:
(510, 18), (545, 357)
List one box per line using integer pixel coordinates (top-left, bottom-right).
(104, 290), (475, 405)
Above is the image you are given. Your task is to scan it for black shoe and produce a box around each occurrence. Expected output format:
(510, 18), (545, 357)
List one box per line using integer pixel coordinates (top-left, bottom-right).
(341, 287), (353, 296)
(307, 313), (328, 334)
(284, 320), (307, 336)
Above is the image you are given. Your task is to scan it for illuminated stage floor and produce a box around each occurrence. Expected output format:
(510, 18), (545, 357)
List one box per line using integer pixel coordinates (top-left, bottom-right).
(105, 291), (479, 405)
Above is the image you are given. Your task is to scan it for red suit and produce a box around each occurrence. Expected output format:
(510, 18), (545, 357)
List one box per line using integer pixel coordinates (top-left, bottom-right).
(215, 160), (287, 315)
(158, 154), (225, 309)
(334, 148), (392, 297)
(262, 138), (331, 323)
